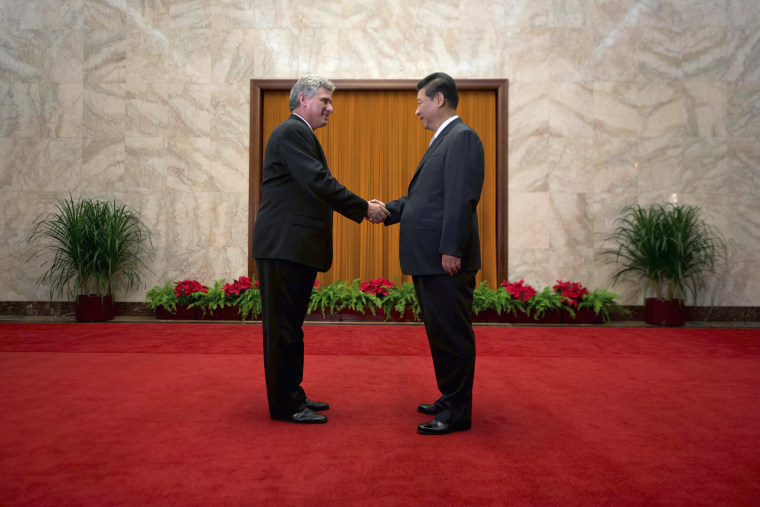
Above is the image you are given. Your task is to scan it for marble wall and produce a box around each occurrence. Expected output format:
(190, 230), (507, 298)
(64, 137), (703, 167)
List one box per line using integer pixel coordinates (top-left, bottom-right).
(1, 0), (758, 306)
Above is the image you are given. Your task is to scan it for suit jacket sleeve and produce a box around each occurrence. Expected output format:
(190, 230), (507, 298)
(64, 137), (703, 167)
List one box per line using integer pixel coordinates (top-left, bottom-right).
(281, 125), (368, 223)
(440, 128), (485, 257)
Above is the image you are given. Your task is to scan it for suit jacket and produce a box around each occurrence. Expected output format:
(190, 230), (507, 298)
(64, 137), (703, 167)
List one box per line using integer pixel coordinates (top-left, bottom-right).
(385, 118), (485, 276)
(252, 114), (368, 272)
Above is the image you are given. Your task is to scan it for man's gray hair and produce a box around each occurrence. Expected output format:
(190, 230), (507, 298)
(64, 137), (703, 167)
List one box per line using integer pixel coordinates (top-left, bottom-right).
(289, 75), (335, 111)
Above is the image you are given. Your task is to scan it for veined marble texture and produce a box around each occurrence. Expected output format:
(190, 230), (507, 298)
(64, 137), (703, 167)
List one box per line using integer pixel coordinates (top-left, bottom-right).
(1, 0), (759, 307)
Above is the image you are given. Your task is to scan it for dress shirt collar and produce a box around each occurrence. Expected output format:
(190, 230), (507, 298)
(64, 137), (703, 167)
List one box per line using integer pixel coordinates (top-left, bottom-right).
(292, 113), (312, 130)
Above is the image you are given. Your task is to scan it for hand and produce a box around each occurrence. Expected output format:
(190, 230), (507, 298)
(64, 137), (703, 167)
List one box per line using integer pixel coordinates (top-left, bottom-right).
(442, 254), (461, 276)
(366, 200), (390, 224)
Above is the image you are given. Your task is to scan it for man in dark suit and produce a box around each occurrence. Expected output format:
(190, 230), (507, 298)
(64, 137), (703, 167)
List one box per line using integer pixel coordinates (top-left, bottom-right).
(253, 75), (389, 424)
(383, 72), (485, 435)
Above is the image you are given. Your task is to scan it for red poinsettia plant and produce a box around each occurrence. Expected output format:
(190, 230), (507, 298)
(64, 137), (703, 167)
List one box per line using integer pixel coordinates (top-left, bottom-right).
(553, 280), (589, 308)
(223, 276), (257, 298)
(360, 277), (396, 297)
(173, 279), (208, 305)
(500, 279), (537, 302)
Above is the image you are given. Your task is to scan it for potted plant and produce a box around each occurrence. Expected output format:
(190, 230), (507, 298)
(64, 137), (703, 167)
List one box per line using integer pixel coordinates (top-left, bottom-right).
(191, 278), (243, 321)
(472, 281), (531, 323)
(380, 280), (420, 322)
(525, 286), (564, 323)
(25, 195), (153, 321)
(226, 276), (261, 321)
(146, 279), (207, 320)
(603, 203), (726, 325)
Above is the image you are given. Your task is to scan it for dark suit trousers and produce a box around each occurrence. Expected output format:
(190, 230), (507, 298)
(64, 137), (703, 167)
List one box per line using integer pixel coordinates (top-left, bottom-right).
(256, 258), (318, 419)
(412, 271), (476, 426)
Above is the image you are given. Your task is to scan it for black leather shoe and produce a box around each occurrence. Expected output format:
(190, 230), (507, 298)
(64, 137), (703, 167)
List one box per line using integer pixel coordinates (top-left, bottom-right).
(305, 398), (329, 411)
(417, 419), (470, 435)
(417, 403), (441, 415)
(288, 407), (327, 424)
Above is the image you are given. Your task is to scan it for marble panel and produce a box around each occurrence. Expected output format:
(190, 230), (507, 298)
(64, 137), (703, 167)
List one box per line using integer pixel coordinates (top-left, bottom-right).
(509, 192), (550, 249)
(547, 28), (594, 81)
(41, 84), (83, 139)
(438, 28), (506, 79)
(0, 83), (42, 138)
(127, 82), (169, 137)
(0, 138), (43, 191)
(728, 82), (760, 137)
(84, 29), (126, 83)
(81, 138), (126, 193)
(44, 26), (85, 83)
(210, 0), (255, 29)
(625, 0), (676, 28)
(502, 0), (549, 27)
(590, 0), (635, 29)
(457, 0), (506, 29)
(83, 83), (126, 138)
(725, 27), (760, 82)
(727, 0), (760, 26)
(637, 27), (682, 81)
(548, 82), (594, 138)
(509, 81), (550, 137)
(671, 0), (728, 27)
(681, 26), (727, 81)
(166, 137), (215, 193)
(549, 0), (592, 27)
(728, 137), (760, 193)
(85, 0), (128, 29)
(508, 137), (550, 192)
(639, 82), (687, 138)
(124, 136), (168, 193)
(251, 28), (299, 78)
(504, 27), (553, 81)
(587, 27), (640, 82)
(125, 27), (170, 83)
(547, 137), (595, 194)
(211, 83), (248, 138)
(683, 82), (728, 137)
(169, 0), (210, 30)
(729, 193), (760, 251)
(681, 138), (730, 194)
(38, 139), (84, 192)
(296, 29), (343, 79)
(590, 137), (639, 193)
(210, 137), (248, 193)
(635, 138), (685, 193)
(167, 28), (212, 84)
(168, 84), (211, 137)
(250, 0), (298, 28)
(0, 0), (45, 30)
(211, 29), (257, 83)
(0, 28), (44, 82)
(592, 82), (642, 137)
(547, 192), (593, 249)
(126, 0), (172, 31)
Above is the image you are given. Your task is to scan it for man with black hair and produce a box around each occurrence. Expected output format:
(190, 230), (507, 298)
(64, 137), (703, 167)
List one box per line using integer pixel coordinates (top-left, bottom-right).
(383, 72), (485, 435)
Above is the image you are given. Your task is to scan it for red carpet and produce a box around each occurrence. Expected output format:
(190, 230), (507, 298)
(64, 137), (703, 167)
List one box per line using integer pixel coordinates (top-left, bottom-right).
(1, 323), (759, 505)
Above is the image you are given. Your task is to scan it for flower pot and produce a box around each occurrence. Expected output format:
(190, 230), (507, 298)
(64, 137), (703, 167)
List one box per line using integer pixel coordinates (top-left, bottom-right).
(156, 304), (196, 320)
(75, 294), (115, 322)
(529, 309), (563, 324)
(645, 298), (685, 326)
(338, 309), (385, 322)
(563, 307), (603, 324)
(198, 306), (241, 321)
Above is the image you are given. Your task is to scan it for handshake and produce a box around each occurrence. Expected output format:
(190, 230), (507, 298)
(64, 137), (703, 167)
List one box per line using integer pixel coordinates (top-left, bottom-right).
(365, 199), (390, 224)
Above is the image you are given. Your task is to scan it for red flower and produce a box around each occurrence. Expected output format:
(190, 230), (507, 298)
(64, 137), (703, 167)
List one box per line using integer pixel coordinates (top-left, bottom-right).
(360, 277), (396, 297)
(223, 276), (254, 298)
(313, 280), (322, 289)
(500, 279), (537, 302)
(552, 280), (589, 308)
(174, 279), (208, 297)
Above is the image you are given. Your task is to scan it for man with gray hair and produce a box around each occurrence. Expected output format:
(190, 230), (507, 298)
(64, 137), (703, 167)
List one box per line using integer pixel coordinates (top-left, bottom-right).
(252, 75), (389, 424)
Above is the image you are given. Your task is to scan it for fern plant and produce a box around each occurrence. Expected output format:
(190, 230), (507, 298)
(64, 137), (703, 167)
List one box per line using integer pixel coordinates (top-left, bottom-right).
(473, 282), (527, 317)
(190, 279), (239, 318)
(577, 288), (629, 323)
(526, 286), (564, 320)
(381, 281), (420, 321)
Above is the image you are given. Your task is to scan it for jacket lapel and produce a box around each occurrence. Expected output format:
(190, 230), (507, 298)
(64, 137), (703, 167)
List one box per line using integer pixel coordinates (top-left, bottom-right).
(408, 118), (461, 189)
